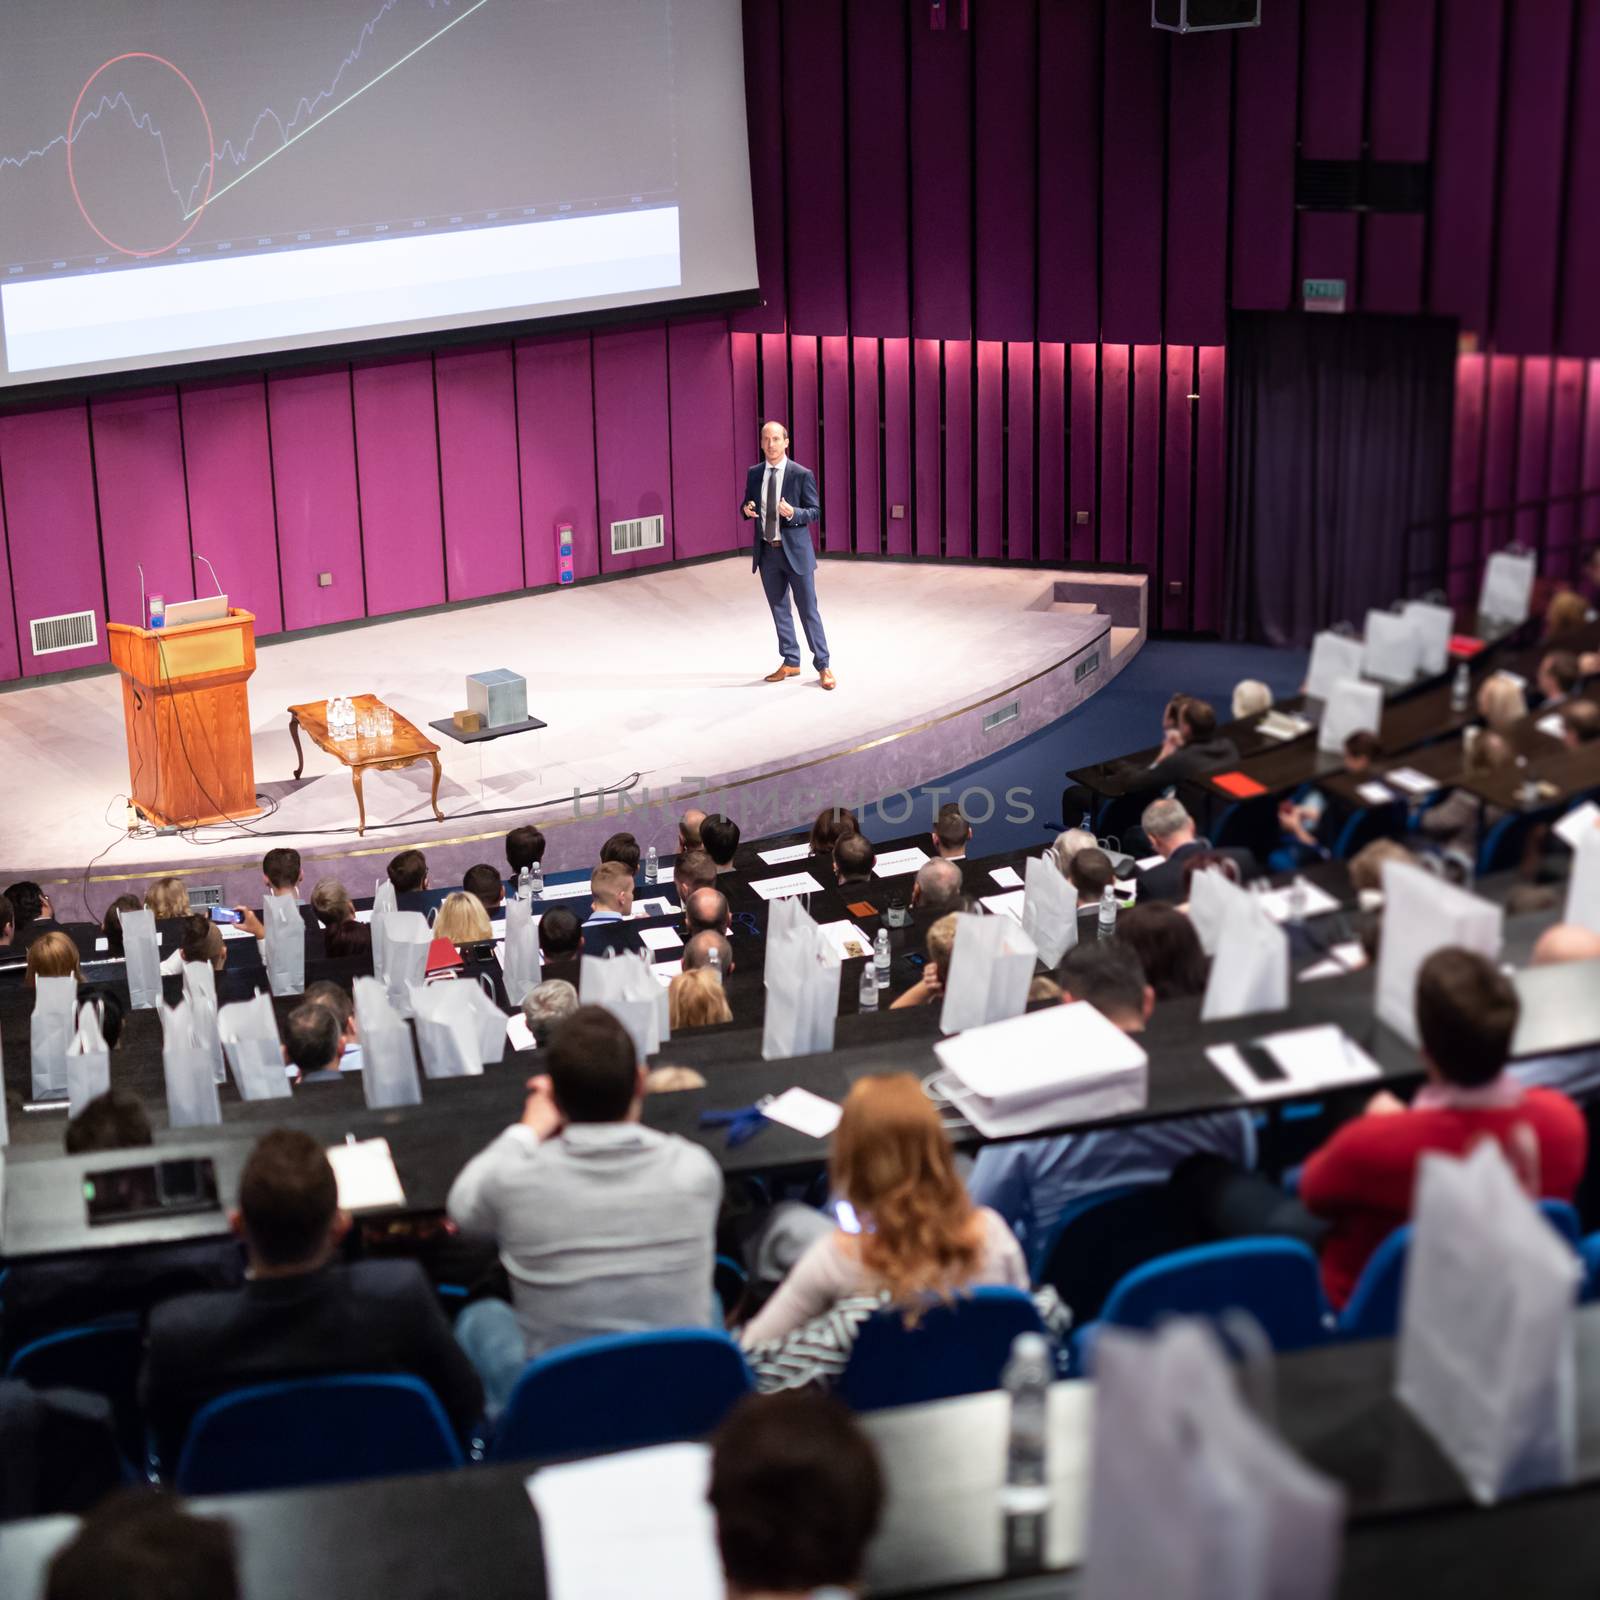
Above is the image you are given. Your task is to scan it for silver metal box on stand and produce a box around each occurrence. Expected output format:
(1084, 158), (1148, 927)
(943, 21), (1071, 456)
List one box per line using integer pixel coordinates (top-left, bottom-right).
(467, 669), (528, 729)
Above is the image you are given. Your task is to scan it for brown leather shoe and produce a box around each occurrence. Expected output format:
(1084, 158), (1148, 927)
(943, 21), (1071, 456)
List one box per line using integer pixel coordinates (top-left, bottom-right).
(764, 664), (800, 682)
(819, 668), (836, 691)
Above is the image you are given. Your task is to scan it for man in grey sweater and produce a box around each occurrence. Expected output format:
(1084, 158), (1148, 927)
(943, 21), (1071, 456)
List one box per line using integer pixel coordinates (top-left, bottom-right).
(448, 1005), (723, 1412)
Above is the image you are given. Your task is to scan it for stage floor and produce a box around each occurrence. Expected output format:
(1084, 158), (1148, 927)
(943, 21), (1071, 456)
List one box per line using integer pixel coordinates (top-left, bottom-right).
(0, 556), (1141, 902)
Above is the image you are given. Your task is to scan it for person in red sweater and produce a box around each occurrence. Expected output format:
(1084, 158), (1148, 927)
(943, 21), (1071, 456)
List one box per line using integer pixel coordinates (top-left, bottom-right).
(1300, 947), (1587, 1308)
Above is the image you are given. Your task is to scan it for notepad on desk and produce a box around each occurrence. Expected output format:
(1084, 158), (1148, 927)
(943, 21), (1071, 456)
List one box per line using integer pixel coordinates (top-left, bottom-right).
(989, 865), (1024, 889)
(326, 1138), (405, 1211)
(763, 1087), (843, 1139)
(1206, 1024), (1380, 1102)
(817, 920), (874, 960)
(638, 926), (684, 954)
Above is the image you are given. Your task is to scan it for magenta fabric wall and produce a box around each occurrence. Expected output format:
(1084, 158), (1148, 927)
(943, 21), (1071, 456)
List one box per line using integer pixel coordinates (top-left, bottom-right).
(11, 0), (1600, 681)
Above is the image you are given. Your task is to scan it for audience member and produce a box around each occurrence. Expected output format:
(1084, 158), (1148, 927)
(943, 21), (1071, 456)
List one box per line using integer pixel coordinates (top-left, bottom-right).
(505, 825), (546, 895)
(1544, 587), (1590, 640)
(165, 913), (224, 975)
(678, 808), (707, 852)
(669, 967), (733, 1030)
(386, 849), (430, 909)
(1477, 672), (1528, 734)
(27, 931), (82, 987)
(65, 1088), (152, 1154)
(1067, 847), (1116, 901)
(701, 813), (741, 871)
(462, 863), (505, 916)
(1537, 650), (1582, 707)
(1342, 729), (1382, 776)
(44, 1490), (240, 1600)
(141, 1129), (483, 1463)
(910, 857), (964, 915)
(1231, 678), (1273, 720)
(310, 878), (370, 959)
(101, 893), (143, 957)
(284, 1003), (341, 1081)
(1274, 731), (1385, 865)
(1416, 732), (1512, 856)
(520, 978), (579, 1048)
(74, 985), (125, 1049)
(585, 861), (635, 925)
(434, 891), (492, 945)
(683, 929), (734, 976)
(1028, 975), (1064, 1003)
(144, 877), (190, 919)
(1115, 904), (1209, 999)
(1115, 697), (1239, 800)
(685, 886), (732, 937)
(1562, 699), (1600, 747)
(448, 1006), (722, 1408)
(261, 847), (303, 898)
(538, 907), (583, 974)
(0, 892), (15, 958)
(808, 807), (858, 856)
(600, 831), (641, 874)
(1134, 797), (1253, 903)
(5, 879), (67, 946)
(888, 913), (957, 1009)
(1346, 837), (1418, 894)
(674, 848), (718, 906)
(303, 980), (360, 1070)
(931, 801), (972, 859)
(708, 1394), (884, 1600)
(1057, 940), (1153, 1029)
(742, 1074), (1027, 1345)
(1046, 827), (1098, 877)
(834, 831), (877, 886)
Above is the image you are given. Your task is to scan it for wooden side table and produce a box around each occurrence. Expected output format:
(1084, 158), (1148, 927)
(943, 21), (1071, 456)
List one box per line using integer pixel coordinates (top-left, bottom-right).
(287, 694), (444, 836)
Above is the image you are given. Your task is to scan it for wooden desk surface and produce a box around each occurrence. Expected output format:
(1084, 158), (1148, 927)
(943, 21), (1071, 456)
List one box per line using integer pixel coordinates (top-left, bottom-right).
(287, 695), (439, 767)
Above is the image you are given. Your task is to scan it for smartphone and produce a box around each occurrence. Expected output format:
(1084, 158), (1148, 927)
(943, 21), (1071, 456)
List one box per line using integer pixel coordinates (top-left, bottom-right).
(84, 1158), (221, 1226)
(208, 905), (243, 924)
(1237, 1043), (1288, 1085)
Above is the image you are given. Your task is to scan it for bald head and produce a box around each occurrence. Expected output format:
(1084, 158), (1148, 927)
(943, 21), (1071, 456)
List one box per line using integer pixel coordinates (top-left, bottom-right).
(683, 929), (734, 975)
(911, 857), (963, 915)
(1532, 924), (1600, 967)
(685, 886), (731, 935)
(679, 808), (706, 850)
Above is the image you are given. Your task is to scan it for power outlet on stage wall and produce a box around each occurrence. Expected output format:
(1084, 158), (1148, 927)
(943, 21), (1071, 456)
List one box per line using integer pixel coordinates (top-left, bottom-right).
(1168, 580), (1185, 597)
(318, 572), (334, 587)
(1075, 510), (1090, 525)
(890, 504), (905, 519)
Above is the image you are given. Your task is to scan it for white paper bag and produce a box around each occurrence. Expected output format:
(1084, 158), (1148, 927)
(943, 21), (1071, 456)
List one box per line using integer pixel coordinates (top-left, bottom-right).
(181, 958), (227, 1084)
(1480, 548), (1536, 626)
(760, 897), (842, 1061)
(581, 951), (670, 1061)
(1021, 855), (1079, 969)
(1084, 1319), (1345, 1600)
(1305, 630), (1366, 702)
(410, 981), (490, 1078)
(1200, 897), (1289, 1022)
(1362, 608), (1423, 686)
(158, 999), (223, 1127)
(120, 907), (162, 1010)
(938, 913), (1038, 1035)
(219, 992), (291, 1101)
(502, 893), (542, 1007)
(1397, 1141), (1581, 1504)
(1375, 860), (1504, 1045)
(29, 974), (75, 1102)
(354, 976), (423, 1109)
(370, 879), (398, 977)
(1563, 826), (1600, 936)
(1317, 677), (1383, 755)
(262, 896), (305, 996)
(1402, 600), (1455, 676)
(377, 911), (431, 1017)
(1187, 867), (1252, 957)
(66, 999), (112, 1116)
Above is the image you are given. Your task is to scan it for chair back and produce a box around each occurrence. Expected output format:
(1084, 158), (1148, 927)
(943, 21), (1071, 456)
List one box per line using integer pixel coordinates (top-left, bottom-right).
(6, 1315), (144, 1463)
(836, 1287), (1047, 1412)
(174, 1374), (464, 1494)
(490, 1329), (752, 1463)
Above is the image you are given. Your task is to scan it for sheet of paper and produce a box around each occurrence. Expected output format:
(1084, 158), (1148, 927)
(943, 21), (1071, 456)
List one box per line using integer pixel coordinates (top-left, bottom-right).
(506, 1014), (536, 1052)
(1357, 781), (1397, 805)
(763, 1086), (844, 1138)
(1135, 854), (1165, 872)
(1556, 801), (1600, 851)
(1299, 942), (1369, 982)
(817, 920), (875, 961)
(980, 890), (1026, 922)
(749, 871), (823, 901)
(990, 865), (1024, 888)
(528, 1443), (721, 1600)
(757, 841), (813, 865)
(326, 1138), (405, 1210)
(653, 959), (682, 987)
(1114, 879), (1138, 899)
(1537, 712), (1568, 741)
(638, 926), (684, 954)
(1256, 880), (1343, 924)
(1387, 766), (1439, 796)
(632, 896), (680, 919)
(1206, 1024), (1381, 1102)
(353, 908), (374, 924)
(874, 846), (932, 877)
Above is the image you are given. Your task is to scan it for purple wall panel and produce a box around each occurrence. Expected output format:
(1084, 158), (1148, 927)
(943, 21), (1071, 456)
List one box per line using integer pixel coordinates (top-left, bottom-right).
(944, 340), (973, 559)
(1161, 346), (1193, 631)
(1299, 0), (1367, 155)
(180, 380), (283, 637)
(1493, 0), (1576, 353)
(852, 338), (882, 555)
(820, 337), (853, 555)
(732, 0), (786, 334)
(1513, 358), (1553, 550)
(975, 0), (1038, 343)
(267, 369), (365, 633)
(1362, 219), (1427, 316)
(350, 359), (445, 618)
(1007, 344), (1035, 562)
(91, 391), (193, 630)
(1560, 0), (1600, 353)
(1449, 355), (1487, 603)
(1429, 0), (1506, 334)
(1480, 356), (1521, 555)
(1165, 33), (1231, 345)
(1100, 6), (1164, 344)
(1231, 0), (1300, 311)
(975, 342), (1005, 560)
(1069, 345), (1097, 563)
(0, 474), (17, 680)
(1037, 344), (1066, 564)
(1129, 345), (1161, 576)
(667, 319), (739, 559)
(1298, 215), (1360, 304)
(760, 334), (789, 434)
(1192, 346), (1226, 634)
(789, 336), (820, 483)
(731, 334), (760, 481)
(435, 346), (524, 599)
(1037, 0), (1102, 343)
(913, 341), (943, 558)
(1583, 362), (1600, 548)
(516, 335), (598, 586)
(781, 0), (848, 334)
(1545, 358), (1586, 567)
(0, 405), (105, 675)
(1099, 345), (1129, 565)
(883, 339), (912, 557)
(1363, 0), (1435, 312)
(846, 0), (910, 336)
(909, 23), (972, 338)
(592, 325), (673, 574)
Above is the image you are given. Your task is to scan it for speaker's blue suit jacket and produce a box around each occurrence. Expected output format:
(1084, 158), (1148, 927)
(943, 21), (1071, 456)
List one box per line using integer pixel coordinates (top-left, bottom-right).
(743, 459), (821, 573)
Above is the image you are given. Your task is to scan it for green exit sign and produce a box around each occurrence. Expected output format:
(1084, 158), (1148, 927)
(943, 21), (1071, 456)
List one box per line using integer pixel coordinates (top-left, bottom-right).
(1303, 277), (1347, 313)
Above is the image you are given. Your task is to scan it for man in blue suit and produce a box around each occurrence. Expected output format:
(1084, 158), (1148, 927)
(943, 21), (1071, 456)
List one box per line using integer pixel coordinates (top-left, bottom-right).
(741, 420), (834, 689)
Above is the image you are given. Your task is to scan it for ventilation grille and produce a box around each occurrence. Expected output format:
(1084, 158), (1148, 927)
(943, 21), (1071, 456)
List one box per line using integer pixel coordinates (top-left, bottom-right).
(610, 515), (664, 555)
(1074, 650), (1102, 685)
(1296, 158), (1430, 214)
(982, 701), (1020, 733)
(188, 884), (224, 908)
(29, 609), (97, 655)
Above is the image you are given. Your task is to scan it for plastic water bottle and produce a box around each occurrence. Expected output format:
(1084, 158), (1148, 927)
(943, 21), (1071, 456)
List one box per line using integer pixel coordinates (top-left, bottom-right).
(516, 866), (531, 902)
(858, 962), (879, 1013)
(1078, 810), (1094, 835)
(874, 929), (891, 989)
(529, 861), (544, 899)
(1097, 884), (1117, 939)
(1000, 1332), (1052, 1516)
(1288, 874), (1310, 926)
(707, 945), (722, 981)
(1450, 661), (1471, 714)
(645, 845), (658, 885)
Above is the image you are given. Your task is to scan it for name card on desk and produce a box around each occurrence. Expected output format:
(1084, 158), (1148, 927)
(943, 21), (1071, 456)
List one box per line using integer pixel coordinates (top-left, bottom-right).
(990, 865), (1024, 888)
(874, 846), (932, 877)
(757, 841), (812, 866)
(749, 871), (823, 901)
(535, 879), (595, 902)
(1357, 781), (1398, 806)
(1387, 767), (1439, 797)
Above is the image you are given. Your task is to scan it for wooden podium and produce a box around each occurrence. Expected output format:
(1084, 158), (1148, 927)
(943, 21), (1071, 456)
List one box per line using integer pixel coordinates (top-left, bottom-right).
(108, 609), (261, 827)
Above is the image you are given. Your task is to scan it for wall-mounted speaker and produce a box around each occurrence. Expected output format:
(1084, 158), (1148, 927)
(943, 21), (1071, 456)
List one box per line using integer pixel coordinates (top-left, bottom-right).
(1152, 0), (1261, 32)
